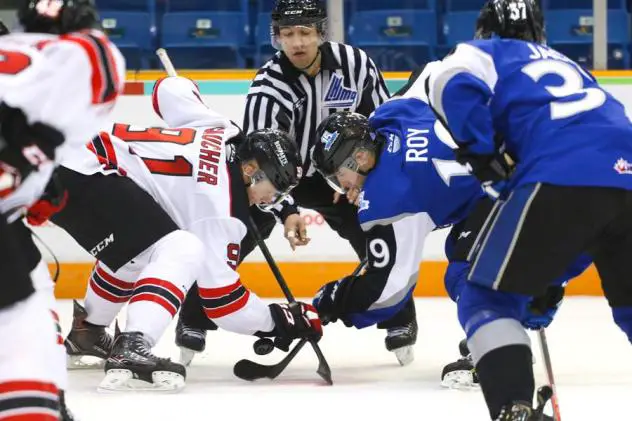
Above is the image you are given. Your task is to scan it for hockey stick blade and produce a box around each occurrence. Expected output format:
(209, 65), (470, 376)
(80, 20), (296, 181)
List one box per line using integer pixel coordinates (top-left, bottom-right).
(234, 338), (307, 381)
(310, 339), (333, 385)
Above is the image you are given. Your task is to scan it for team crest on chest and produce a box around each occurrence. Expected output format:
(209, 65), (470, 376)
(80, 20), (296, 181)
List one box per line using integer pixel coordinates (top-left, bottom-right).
(357, 191), (370, 212)
(323, 74), (358, 108)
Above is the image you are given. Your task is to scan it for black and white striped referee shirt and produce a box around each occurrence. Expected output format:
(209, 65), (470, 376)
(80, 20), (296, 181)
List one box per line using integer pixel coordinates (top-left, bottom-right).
(243, 41), (390, 175)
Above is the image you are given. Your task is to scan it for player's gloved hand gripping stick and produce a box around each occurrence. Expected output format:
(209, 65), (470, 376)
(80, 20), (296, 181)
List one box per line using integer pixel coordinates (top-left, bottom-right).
(233, 215), (332, 384)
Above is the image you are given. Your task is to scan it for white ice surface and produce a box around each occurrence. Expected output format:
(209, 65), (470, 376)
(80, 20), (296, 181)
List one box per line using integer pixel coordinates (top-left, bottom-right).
(57, 297), (632, 420)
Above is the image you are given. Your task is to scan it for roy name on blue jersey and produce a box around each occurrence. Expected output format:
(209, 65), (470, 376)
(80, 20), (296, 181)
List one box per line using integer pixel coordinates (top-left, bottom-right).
(338, 92), (487, 329)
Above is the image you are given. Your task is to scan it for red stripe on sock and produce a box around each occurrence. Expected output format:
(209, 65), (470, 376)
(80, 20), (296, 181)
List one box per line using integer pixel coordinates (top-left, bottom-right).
(95, 265), (135, 290)
(0, 381), (57, 394)
(50, 311), (63, 345)
(204, 290), (250, 318)
(129, 293), (178, 317)
(198, 280), (243, 298)
(134, 278), (185, 302)
(2, 414), (59, 421)
(89, 279), (130, 304)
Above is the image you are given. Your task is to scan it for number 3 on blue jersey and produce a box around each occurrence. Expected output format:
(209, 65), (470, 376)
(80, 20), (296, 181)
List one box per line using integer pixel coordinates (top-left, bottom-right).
(521, 60), (607, 120)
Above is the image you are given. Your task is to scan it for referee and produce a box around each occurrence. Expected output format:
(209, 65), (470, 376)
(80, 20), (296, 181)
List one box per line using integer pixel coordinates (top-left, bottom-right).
(245, 0), (417, 361)
(175, 0), (418, 364)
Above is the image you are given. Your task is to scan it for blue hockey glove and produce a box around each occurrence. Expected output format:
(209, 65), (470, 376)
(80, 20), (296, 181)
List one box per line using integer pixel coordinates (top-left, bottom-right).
(522, 285), (565, 330)
(454, 146), (512, 200)
(312, 278), (353, 327)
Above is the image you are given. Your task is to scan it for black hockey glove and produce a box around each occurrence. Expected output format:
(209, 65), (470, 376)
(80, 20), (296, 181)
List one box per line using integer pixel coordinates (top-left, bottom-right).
(522, 285), (565, 330)
(454, 146), (512, 200)
(26, 170), (68, 226)
(0, 104), (63, 197)
(269, 302), (322, 352)
(312, 277), (355, 327)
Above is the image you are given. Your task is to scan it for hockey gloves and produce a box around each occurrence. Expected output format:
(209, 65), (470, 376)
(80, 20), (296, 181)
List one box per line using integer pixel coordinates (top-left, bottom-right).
(522, 285), (565, 330)
(312, 277), (355, 327)
(269, 302), (322, 352)
(0, 104), (63, 197)
(26, 171), (68, 226)
(455, 146), (512, 200)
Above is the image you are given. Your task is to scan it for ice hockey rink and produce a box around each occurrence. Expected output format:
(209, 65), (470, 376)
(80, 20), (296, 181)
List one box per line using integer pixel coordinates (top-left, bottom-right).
(58, 297), (631, 420)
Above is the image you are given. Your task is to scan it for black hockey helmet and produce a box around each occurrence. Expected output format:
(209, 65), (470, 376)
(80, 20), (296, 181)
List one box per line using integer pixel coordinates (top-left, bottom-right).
(18, 0), (100, 34)
(312, 111), (380, 194)
(0, 20), (9, 36)
(270, 0), (327, 48)
(238, 128), (302, 205)
(475, 0), (545, 44)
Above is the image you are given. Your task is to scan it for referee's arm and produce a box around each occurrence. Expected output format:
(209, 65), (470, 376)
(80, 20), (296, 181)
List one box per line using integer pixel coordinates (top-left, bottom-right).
(356, 56), (390, 116)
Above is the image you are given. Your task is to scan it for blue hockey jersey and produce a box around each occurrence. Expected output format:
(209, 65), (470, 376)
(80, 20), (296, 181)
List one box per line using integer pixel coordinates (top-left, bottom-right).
(339, 91), (487, 329)
(361, 97), (486, 231)
(427, 39), (632, 192)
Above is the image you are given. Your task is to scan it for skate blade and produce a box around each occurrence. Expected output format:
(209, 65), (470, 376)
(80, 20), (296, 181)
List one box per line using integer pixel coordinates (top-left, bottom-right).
(440, 370), (480, 391)
(178, 347), (199, 367)
(391, 345), (414, 366)
(97, 369), (185, 393)
(67, 354), (105, 370)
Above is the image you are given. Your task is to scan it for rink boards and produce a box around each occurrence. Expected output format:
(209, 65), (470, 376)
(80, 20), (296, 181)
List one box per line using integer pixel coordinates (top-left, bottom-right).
(44, 70), (632, 299)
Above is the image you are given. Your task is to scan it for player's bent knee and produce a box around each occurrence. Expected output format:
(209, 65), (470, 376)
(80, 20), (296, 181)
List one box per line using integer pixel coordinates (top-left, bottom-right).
(154, 230), (205, 266)
(444, 260), (470, 303)
(457, 283), (531, 363)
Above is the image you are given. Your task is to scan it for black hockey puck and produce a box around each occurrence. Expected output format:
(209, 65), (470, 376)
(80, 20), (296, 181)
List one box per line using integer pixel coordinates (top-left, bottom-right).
(253, 338), (275, 355)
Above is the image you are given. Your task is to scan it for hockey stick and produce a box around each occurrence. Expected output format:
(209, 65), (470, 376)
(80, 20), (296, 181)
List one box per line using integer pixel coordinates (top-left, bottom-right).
(234, 255), (368, 383)
(538, 328), (562, 421)
(156, 48), (178, 77)
(234, 215), (333, 385)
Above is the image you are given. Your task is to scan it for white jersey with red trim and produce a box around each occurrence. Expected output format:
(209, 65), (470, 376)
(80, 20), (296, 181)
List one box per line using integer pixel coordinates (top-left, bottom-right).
(62, 76), (276, 335)
(0, 30), (125, 219)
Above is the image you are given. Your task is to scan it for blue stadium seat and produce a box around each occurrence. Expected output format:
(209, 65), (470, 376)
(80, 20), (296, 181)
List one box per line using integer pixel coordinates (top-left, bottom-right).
(348, 10), (437, 70)
(161, 11), (248, 68)
(95, 0), (151, 11)
(353, 0), (435, 11)
(99, 0), (156, 69)
(544, 0), (626, 10)
(254, 11), (276, 66)
(445, 0), (487, 12)
(443, 11), (478, 47)
(546, 9), (630, 68)
(260, 0), (278, 12)
(553, 44), (629, 69)
(164, 0), (246, 12)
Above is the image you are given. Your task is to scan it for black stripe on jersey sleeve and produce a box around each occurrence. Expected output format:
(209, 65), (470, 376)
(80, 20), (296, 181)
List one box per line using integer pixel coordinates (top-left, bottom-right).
(342, 224), (399, 313)
(85, 33), (118, 104)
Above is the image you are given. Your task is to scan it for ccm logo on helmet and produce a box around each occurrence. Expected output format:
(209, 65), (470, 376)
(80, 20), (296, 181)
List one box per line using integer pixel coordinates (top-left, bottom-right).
(273, 140), (289, 166)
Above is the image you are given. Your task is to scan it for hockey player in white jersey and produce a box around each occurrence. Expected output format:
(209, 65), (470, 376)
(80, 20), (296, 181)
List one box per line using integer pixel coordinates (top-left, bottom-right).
(39, 75), (323, 391)
(0, 0), (125, 418)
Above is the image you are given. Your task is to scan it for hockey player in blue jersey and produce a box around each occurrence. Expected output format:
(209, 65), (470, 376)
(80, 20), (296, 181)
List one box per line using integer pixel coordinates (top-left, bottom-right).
(426, 0), (632, 419)
(308, 54), (591, 371)
(440, 196), (594, 390)
(310, 87), (487, 365)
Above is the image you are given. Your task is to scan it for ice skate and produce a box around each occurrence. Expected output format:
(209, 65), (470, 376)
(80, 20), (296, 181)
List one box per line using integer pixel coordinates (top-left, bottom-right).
(98, 331), (185, 392)
(385, 319), (417, 366)
(64, 301), (114, 369)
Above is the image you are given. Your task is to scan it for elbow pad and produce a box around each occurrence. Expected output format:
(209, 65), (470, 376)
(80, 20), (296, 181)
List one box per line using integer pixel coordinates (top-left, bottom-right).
(0, 103), (65, 162)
